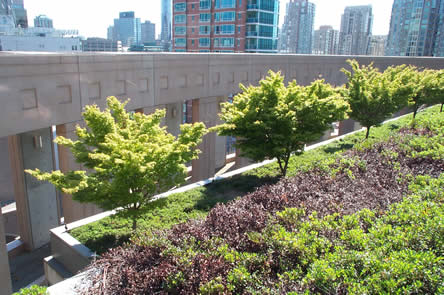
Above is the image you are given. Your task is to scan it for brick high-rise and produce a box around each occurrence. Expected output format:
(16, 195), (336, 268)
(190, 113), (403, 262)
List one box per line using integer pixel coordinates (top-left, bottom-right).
(172, 0), (279, 53)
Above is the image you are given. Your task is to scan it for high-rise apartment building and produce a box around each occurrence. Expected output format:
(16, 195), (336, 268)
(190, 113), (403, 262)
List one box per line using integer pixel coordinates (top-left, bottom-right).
(141, 20), (156, 44)
(161, 0), (172, 51)
(34, 15), (53, 28)
(338, 5), (373, 55)
(172, 0), (279, 53)
(386, 0), (442, 56)
(113, 11), (141, 47)
(12, 0), (27, 28)
(0, 0), (13, 16)
(368, 35), (386, 56)
(279, 0), (315, 54)
(312, 25), (339, 55)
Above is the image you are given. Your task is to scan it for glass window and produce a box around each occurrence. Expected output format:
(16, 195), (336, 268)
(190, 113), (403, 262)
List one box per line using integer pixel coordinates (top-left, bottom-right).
(175, 38), (186, 47)
(175, 26), (186, 35)
(174, 2), (186, 12)
(191, 39), (195, 45)
(215, 24), (235, 34)
(200, 13), (211, 22)
(174, 15), (186, 24)
(199, 37), (210, 47)
(215, 0), (236, 8)
(192, 4), (195, 9)
(215, 11), (235, 22)
(199, 25), (211, 35)
(220, 37), (234, 47)
(200, 0), (211, 9)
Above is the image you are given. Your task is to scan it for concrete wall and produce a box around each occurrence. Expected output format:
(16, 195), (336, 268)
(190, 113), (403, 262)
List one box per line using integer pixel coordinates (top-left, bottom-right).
(0, 209), (12, 295)
(1, 52), (444, 138)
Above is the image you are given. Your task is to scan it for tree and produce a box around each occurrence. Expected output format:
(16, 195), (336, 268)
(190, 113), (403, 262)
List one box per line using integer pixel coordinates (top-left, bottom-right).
(217, 71), (349, 176)
(407, 69), (444, 117)
(26, 96), (207, 230)
(342, 60), (410, 139)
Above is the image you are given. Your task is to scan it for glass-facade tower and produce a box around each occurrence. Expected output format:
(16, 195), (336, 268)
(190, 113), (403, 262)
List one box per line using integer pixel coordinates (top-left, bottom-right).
(161, 0), (172, 51)
(386, 0), (442, 56)
(245, 0), (280, 52)
(113, 11), (141, 47)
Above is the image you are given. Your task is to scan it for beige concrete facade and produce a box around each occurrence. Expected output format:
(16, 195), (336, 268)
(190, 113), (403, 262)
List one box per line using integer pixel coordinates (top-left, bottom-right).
(0, 209), (12, 295)
(1, 53), (444, 139)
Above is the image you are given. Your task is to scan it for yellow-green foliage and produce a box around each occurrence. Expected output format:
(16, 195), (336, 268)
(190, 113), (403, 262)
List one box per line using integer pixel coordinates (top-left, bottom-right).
(26, 96), (206, 229)
(217, 70), (349, 176)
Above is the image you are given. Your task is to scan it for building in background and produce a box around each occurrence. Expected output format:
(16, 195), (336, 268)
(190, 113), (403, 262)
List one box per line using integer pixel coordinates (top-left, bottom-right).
(161, 0), (172, 51)
(279, 0), (315, 54)
(113, 11), (141, 47)
(386, 0), (442, 56)
(172, 0), (279, 53)
(12, 0), (27, 28)
(338, 5), (373, 55)
(82, 37), (122, 52)
(368, 35), (386, 56)
(107, 26), (115, 40)
(34, 14), (53, 28)
(141, 20), (156, 44)
(0, 0), (13, 16)
(312, 25), (339, 55)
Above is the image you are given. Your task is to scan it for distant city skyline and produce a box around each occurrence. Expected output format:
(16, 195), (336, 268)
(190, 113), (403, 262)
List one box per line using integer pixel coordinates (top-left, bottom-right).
(24, 0), (393, 39)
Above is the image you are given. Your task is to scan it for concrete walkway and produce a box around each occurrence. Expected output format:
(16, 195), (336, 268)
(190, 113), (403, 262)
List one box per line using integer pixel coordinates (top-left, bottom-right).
(9, 244), (50, 292)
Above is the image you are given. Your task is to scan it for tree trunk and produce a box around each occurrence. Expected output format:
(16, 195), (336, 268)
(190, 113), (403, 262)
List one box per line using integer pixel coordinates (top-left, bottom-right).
(413, 104), (419, 119)
(132, 218), (137, 231)
(277, 157), (285, 177)
(365, 126), (371, 139)
(441, 103), (443, 113)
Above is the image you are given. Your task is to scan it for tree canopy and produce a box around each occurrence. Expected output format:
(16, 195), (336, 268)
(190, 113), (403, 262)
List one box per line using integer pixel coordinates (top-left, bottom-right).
(342, 60), (410, 138)
(26, 96), (207, 229)
(217, 71), (349, 176)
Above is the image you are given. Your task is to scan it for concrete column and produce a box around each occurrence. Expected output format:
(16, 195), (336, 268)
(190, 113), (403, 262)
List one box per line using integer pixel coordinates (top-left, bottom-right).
(191, 97), (219, 182)
(9, 128), (60, 251)
(0, 209), (12, 295)
(165, 102), (183, 137)
(56, 123), (102, 225)
(0, 137), (15, 207)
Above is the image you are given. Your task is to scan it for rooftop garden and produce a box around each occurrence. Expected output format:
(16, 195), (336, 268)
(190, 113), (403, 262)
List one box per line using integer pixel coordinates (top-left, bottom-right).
(26, 60), (444, 293)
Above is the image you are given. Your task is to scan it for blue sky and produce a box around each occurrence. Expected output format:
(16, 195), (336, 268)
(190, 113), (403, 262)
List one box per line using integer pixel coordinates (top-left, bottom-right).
(25, 0), (393, 38)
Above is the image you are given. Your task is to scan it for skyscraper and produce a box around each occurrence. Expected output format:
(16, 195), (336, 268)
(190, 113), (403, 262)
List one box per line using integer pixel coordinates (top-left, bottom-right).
(161, 0), (172, 51)
(172, 0), (279, 53)
(279, 0), (315, 54)
(107, 26), (115, 40)
(113, 11), (141, 47)
(368, 35), (386, 56)
(338, 5), (373, 55)
(141, 20), (156, 44)
(12, 0), (27, 28)
(0, 0), (13, 16)
(34, 15), (53, 28)
(386, 0), (441, 56)
(312, 25), (339, 55)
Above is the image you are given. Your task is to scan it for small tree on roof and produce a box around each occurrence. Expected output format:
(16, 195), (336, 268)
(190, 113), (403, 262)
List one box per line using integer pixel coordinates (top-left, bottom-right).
(342, 60), (410, 139)
(26, 96), (207, 230)
(217, 71), (349, 177)
(407, 69), (444, 117)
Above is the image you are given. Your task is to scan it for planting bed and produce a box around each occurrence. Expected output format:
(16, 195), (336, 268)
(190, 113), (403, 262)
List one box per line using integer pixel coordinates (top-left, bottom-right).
(80, 107), (444, 294)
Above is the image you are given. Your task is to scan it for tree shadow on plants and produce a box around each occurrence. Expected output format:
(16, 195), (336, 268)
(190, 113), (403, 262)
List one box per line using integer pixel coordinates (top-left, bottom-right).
(84, 233), (131, 255)
(323, 143), (355, 154)
(193, 174), (280, 211)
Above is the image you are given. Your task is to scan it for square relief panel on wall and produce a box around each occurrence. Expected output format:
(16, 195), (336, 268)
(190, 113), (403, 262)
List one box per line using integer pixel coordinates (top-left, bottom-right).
(116, 80), (127, 96)
(57, 85), (72, 104)
(88, 82), (101, 101)
(139, 78), (149, 93)
(21, 88), (38, 110)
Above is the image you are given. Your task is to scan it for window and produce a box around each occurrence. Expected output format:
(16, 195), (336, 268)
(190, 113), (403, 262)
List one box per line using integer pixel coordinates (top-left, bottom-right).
(192, 28), (195, 33)
(174, 15), (186, 24)
(192, 15), (195, 21)
(199, 37), (210, 47)
(215, 11), (235, 22)
(199, 25), (210, 35)
(200, 13), (211, 22)
(215, 0), (236, 8)
(214, 37), (234, 47)
(174, 2), (186, 12)
(191, 39), (195, 45)
(175, 26), (186, 35)
(191, 4), (195, 9)
(200, 0), (211, 9)
(175, 38), (186, 47)
(238, 26), (241, 33)
(215, 24), (235, 34)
